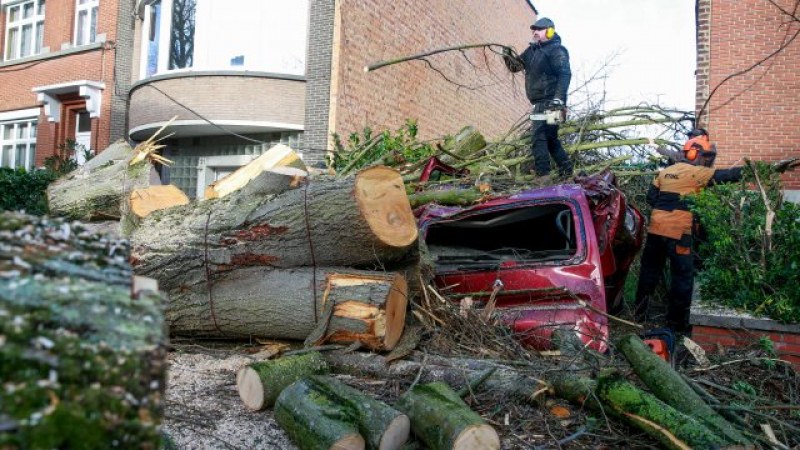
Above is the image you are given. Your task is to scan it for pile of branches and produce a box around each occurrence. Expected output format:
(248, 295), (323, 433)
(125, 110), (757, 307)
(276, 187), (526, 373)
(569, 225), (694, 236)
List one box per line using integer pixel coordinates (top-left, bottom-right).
(329, 106), (692, 201)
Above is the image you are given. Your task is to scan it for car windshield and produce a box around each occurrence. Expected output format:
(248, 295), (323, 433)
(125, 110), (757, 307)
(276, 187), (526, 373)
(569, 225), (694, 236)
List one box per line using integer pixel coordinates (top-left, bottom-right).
(425, 203), (577, 270)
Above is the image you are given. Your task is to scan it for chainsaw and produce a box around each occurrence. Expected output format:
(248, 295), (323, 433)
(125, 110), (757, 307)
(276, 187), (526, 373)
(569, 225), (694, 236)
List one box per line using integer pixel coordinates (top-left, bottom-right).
(529, 103), (566, 125)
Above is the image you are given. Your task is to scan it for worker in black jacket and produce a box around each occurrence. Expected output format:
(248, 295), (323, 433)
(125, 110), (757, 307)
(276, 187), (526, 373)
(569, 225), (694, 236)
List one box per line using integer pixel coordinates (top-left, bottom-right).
(634, 129), (742, 333)
(503, 17), (573, 178)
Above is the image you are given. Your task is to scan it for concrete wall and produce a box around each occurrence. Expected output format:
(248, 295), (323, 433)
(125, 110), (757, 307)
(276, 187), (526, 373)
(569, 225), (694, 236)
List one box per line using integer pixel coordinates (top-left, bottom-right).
(328, 0), (536, 155)
(128, 73), (306, 136)
(696, 0), (800, 188)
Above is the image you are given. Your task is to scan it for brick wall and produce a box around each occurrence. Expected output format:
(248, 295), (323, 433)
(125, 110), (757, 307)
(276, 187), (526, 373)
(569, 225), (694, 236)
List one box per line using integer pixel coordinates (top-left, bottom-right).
(697, 0), (800, 188)
(692, 325), (800, 368)
(0, 0), (122, 166)
(304, 0), (336, 165)
(329, 0), (535, 156)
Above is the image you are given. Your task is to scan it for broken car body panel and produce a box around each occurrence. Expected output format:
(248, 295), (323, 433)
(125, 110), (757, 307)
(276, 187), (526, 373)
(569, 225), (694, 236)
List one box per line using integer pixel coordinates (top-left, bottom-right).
(416, 171), (643, 353)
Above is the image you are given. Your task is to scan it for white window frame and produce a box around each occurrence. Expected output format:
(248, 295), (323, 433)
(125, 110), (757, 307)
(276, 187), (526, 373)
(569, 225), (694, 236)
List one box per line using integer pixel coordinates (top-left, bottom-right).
(0, 118), (38, 170)
(74, 0), (99, 46)
(4, 0), (45, 61)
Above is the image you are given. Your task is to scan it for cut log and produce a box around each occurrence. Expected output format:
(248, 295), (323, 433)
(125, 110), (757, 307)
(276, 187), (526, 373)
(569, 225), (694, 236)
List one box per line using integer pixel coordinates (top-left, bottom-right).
(394, 381), (499, 450)
(301, 376), (409, 450)
(0, 212), (165, 448)
(616, 334), (751, 446)
(46, 140), (153, 220)
(236, 352), (329, 410)
(131, 166), (418, 274)
(121, 184), (189, 236)
(441, 126), (487, 162)
(274, 378), (365, 450)
(204, 143), (307, 200)
(164, 267), (407, 351)
(596, 373), (726, 450)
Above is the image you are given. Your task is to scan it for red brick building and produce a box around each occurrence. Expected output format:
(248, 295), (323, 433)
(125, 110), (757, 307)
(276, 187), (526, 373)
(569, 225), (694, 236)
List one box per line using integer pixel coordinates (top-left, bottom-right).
(0, 0), (131, 169)
(696, 0), (800, 192)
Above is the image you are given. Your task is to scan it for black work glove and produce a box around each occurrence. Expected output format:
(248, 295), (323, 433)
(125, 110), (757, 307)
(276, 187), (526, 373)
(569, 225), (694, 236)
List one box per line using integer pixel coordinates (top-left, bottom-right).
(502, 46), (513, 57)
(549, 98), (565, 109)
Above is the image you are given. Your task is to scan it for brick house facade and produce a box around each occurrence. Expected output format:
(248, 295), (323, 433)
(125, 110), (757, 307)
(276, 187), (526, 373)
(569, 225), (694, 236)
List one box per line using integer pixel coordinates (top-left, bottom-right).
(126, 0), (538, 198)
(0, 0), (131, 169)
(695, 0), (800, 191)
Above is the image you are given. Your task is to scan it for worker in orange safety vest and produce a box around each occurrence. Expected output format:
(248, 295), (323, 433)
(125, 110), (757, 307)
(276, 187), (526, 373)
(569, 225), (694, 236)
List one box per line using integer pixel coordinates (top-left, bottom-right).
(634, 129), (743, 333)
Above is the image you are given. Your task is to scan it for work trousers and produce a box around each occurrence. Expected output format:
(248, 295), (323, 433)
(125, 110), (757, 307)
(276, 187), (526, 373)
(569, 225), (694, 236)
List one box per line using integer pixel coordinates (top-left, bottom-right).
(634, 233), (695, 332)
(530, 102), (573, 176)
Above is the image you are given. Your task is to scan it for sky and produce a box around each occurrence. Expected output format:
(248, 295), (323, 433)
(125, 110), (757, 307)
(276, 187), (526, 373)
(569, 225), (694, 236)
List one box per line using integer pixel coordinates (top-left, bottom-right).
(530, 0), (697, 111)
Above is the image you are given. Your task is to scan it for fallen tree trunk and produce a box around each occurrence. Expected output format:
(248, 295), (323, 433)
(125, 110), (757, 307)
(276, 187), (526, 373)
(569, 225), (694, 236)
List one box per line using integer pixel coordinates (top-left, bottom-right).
(616, 334), (751, 446)
(131, 166), (418, 275)
(275, 378), (365, 450)
(595, 373), (726, 450)
(121, 184), (189, 235)
(164, 267), (408, 350)
(395, 381), (500, 450)
(0, 212), (165, 448)
(47, 141), (153, 220)
(237, 352), (330, 410)
(203, 144), (307, 200)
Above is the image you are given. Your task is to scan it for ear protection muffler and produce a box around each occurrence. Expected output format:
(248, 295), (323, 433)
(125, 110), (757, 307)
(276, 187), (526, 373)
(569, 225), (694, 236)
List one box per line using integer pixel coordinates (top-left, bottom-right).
(546, 27), (555, 39)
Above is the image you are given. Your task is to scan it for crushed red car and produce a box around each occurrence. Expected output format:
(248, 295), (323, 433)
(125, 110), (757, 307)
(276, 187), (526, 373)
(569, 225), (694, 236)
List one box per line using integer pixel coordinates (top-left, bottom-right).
(416, 167), (644, 353)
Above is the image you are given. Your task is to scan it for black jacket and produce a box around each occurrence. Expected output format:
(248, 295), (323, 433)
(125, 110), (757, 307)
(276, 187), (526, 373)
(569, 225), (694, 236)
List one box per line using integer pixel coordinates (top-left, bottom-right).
(504, 34), (571, 104)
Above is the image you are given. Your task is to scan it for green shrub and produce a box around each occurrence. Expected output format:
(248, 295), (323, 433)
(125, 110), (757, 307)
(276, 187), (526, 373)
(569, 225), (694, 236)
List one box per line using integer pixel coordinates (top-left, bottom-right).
(691, 162), (800, 323)
(330, 119), (436, 175)
(0, 168), (58, 215)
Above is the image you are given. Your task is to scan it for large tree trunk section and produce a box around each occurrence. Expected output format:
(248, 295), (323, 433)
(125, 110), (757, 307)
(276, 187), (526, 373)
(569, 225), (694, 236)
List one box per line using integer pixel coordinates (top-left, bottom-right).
(236, 352), (330, 410)
(47, 141), (153, 220)
(164, 267), (407, 350)
(395, 381), (499, 450)
(616, 334), (751, 446)
(300, 376), (409, 450)
(595, 373), (725, 450)
(121, 184), (189, 236)
(204, 144), (307, 200)
(274, 378), (366, 450)
(131, 166), (418, 275)
(0, 212), (166, 448)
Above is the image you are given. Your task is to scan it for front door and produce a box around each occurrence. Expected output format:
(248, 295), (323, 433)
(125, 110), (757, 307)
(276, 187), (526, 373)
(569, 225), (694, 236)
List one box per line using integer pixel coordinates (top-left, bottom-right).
(74, 111), (92, 165)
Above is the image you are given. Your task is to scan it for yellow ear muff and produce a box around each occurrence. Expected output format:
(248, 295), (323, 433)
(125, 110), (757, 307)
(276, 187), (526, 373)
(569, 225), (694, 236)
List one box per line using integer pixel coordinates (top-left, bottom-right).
(546, 27), (555, 39)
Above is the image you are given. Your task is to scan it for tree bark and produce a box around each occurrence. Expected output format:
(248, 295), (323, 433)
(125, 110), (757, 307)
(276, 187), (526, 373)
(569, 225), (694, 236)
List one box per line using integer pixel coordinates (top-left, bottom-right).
(0, 211), (165, 448)
(47, 141), (153, 220)
(203, 144), (307, 200)
(616, 334), (751, 446)
(131, 166), (418, 276)
(164, 267), (408, 351)
(274, 378), (365, 450)
(236, 352), (329, 410)
(395, 381), (500, 450)
(595, 373), (726, 450)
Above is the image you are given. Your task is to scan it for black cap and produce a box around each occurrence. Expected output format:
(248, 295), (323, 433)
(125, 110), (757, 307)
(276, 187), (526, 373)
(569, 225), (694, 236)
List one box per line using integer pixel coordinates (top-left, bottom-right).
(531, 17), (555, 30)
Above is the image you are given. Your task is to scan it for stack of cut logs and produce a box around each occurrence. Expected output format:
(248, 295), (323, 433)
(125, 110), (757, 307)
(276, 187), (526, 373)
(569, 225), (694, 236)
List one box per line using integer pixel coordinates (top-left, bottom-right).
(46, 142), (419, 351)
(236, 352), (500, 450)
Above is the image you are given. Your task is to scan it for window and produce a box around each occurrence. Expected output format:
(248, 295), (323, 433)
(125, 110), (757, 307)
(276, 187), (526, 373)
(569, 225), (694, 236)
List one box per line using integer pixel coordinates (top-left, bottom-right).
(4, 0), (45, 61)
(0, 119), (37, 170)
(140, 0), (307, 77)
(74, 0), (99, 46)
